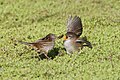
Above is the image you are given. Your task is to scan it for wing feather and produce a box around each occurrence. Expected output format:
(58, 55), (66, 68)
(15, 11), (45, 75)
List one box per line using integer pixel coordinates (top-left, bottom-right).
(67, 16), (83, 37)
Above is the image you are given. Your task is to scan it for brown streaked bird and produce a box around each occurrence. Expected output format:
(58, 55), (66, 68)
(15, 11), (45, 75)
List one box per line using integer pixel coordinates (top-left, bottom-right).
(19, 33), (56, 59)
(63, 16), (92, 54)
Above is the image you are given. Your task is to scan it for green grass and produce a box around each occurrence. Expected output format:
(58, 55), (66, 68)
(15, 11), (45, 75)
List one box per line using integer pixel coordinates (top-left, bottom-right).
(0, 0), (120, 80)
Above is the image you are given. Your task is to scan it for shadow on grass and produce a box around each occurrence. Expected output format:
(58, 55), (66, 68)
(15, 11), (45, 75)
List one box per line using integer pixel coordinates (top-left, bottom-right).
(31, 48), (61, 60)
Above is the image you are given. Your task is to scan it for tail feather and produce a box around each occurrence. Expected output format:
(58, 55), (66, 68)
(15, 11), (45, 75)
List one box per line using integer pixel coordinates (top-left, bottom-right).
(18, 41), (33, 46)
(82, 36), (92, 49)
(83, 41), (92, 49)
(76, 36), (92, 49)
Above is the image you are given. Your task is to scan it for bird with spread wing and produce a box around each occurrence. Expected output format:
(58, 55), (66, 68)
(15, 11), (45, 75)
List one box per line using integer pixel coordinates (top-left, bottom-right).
(63, 16), (92, 54)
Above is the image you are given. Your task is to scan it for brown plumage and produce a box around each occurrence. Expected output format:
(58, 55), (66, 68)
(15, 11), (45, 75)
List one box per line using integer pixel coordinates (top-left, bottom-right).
(19, 33), (56, 59)
(67, 16), (83, 37)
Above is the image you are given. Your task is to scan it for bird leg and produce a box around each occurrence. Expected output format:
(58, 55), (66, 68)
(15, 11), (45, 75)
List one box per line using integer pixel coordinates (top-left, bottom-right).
(43, 53), (51, 60)
(35, 48), (51, 60)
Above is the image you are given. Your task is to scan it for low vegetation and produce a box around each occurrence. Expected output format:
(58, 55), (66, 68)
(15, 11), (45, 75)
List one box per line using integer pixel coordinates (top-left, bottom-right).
(0, 0), (120, 80)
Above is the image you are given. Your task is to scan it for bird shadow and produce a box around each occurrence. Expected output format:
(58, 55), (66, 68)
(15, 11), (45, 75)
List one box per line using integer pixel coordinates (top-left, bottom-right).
(32, 48), (60, 60)
(48, 48), (60, 59)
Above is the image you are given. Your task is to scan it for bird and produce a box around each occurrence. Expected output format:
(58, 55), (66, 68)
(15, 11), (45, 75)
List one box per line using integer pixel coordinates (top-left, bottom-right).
(19, 33), (56, 59)
(63, 16), (92, 54)
(63, 32), (92, 54)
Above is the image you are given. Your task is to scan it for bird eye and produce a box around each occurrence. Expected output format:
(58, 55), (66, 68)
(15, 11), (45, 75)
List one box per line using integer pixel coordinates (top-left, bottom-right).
(68, 35), (72, 38)
(66, 36), (68, 38)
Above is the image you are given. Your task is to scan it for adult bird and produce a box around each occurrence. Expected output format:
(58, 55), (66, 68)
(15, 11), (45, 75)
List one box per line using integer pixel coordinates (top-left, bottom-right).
(19, 33), (56, 59)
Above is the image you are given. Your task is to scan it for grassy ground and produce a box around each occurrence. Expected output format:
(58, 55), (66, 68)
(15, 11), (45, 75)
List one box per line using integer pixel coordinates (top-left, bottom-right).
(0, 0), (120, 80)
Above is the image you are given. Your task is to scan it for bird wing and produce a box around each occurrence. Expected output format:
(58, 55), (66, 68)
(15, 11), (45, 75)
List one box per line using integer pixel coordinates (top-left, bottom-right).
(76, 36), (87, 43)
(67, 16), (83, 37)
(76, 36), (92, 49)
(19, 41), (39, 48)
(35, 36), (49, 43)
(19, 41), (53, 52)
(34, 33), (54, 43)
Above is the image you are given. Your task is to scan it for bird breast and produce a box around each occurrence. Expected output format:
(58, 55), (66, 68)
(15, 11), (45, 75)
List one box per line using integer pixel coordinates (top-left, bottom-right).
(42, 42), (55, 53)
(64, 40), (78, 54)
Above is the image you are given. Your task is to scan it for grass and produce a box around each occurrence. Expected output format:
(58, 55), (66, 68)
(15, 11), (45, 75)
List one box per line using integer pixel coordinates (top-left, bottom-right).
(0, 0), (120, 80)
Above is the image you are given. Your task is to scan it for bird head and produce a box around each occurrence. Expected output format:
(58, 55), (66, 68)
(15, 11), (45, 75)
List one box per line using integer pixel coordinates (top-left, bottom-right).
(41, 33), (56, 41)
(63, 32), (78, 41)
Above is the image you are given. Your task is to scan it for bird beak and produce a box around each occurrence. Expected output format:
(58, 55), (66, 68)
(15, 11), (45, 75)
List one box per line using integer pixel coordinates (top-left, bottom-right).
(63, 35), (67, 40)
(57, 34), (64, 39)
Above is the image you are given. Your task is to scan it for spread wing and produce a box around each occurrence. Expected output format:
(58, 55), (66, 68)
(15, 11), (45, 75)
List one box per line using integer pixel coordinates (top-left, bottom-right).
(67, 16), (83, 37)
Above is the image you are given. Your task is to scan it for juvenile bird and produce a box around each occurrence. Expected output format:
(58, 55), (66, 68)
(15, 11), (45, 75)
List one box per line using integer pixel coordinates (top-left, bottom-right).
(63, 32), (92, 54)
(63, 16), (92, 54)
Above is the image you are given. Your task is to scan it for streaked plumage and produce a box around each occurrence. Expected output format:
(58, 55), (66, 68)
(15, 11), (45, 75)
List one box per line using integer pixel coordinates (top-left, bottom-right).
(19, 33), (56, 59)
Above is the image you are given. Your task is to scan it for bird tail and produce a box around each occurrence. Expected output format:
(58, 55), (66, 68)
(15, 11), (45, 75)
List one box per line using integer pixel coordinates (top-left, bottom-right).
(18, 41), (33, 46)
(81, 36), (92, 49)
(76, 36), (92, 49)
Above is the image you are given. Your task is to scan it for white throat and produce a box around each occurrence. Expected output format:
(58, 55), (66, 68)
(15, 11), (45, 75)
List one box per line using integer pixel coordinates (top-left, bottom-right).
(64, 40), (76, 54)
